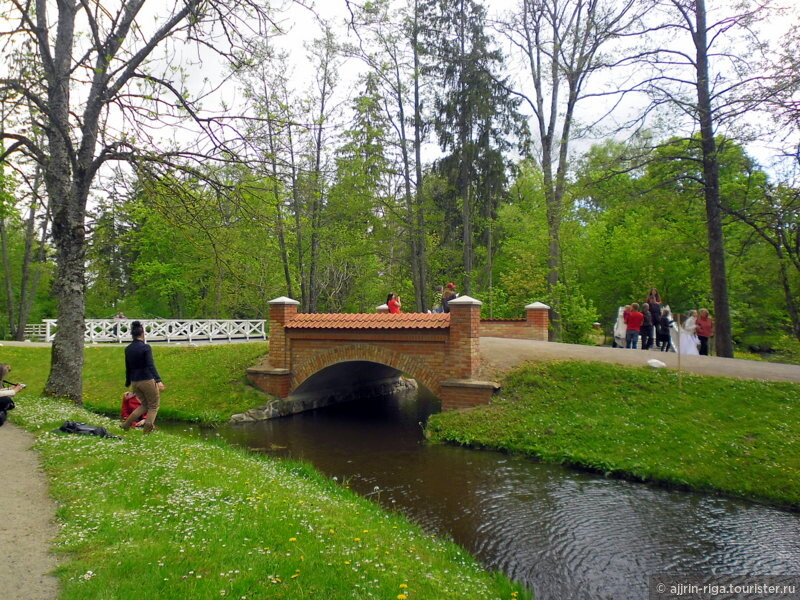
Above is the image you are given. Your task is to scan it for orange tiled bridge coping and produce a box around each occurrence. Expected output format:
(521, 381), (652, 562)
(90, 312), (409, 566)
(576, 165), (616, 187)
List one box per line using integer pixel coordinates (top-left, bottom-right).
(246, 296), (550, 411)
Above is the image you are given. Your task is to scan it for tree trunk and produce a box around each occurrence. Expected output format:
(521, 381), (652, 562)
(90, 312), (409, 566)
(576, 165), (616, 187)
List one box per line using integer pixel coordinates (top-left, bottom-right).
(412, 1), (428, 310)
(398, 5), (426, 312)
(286, 120), (307, 311)
(16, 196), (50, 341)
(43, 0), (85, 403)
(778, 260), (800, 342)
(14, 173), (46, 340)
(693, 0), (733, 357)
(542, 142), (563, 341)
(0, 216), (16, 337)
(265, 97), (294, 299)
(45, 190), (86, 403)
(307, 38), (334, 314)
(457, 0), (473, 296)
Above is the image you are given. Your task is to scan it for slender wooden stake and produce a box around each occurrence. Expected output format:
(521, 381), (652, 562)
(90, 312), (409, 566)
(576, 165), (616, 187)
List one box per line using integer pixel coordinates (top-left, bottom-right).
(677, 313), (683, 390)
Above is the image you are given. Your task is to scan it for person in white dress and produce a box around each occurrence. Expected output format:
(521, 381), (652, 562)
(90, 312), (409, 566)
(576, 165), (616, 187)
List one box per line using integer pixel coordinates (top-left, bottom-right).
(613, 306), (627, 348)
(677, 309), (700, 355)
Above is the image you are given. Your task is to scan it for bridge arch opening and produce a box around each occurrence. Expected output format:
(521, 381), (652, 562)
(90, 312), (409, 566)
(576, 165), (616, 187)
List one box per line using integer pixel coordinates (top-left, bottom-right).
(290, 360), (437, 408)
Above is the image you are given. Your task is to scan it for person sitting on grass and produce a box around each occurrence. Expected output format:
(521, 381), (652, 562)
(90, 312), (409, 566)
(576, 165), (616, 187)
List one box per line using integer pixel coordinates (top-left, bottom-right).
(0, 363), (25, 427)
(121, 391), (147, 428)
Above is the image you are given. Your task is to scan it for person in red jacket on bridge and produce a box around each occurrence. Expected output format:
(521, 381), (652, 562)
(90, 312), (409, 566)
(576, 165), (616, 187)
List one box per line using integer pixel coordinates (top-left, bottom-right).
(624, 302), (645, 349)
(387, 293), (402, 314)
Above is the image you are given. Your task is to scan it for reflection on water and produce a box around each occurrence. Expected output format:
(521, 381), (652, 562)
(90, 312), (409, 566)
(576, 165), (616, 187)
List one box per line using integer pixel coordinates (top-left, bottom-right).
(165, 390), (800, 600)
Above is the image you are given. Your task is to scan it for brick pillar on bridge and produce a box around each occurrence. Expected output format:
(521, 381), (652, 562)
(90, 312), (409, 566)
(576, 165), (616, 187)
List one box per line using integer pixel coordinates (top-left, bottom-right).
(440, 295), (499, 411)
(448, 295), (481, 378)
(268, 297), (299, 368)
(247, 296), (298, 398)
(525, 302), (550, 341)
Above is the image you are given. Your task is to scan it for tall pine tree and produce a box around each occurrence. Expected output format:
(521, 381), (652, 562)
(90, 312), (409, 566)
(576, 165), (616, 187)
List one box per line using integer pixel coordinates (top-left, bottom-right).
(419, 0), (525, 295)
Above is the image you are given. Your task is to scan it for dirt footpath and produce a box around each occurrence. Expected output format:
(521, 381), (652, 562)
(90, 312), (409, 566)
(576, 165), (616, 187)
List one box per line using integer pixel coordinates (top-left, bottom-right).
(0, 423), (59, 600)
(479, 337), (800, 383)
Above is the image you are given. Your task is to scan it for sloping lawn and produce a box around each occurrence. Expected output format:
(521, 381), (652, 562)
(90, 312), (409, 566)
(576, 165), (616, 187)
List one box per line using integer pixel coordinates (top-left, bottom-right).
(1, 342), (270, 423)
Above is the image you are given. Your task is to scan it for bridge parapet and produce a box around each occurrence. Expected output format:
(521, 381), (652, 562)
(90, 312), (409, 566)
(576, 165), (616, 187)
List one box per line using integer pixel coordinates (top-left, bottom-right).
(248, 295), (502, 411)
(479, 302), (550, 341)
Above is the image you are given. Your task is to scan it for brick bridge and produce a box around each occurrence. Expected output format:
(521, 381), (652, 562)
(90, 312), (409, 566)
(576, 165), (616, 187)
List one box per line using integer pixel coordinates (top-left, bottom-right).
(246, 296), (549, 412)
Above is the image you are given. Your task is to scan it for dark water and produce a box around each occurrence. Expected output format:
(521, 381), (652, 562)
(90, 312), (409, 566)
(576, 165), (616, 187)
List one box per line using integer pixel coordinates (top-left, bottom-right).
(165, 391), (800, 600)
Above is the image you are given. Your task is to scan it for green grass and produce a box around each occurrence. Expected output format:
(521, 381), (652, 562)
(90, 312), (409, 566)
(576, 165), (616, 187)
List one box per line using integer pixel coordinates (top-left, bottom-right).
(1, 342), (271, 423)
(11, 398), (529, 600)
(426, 361), (800, 509)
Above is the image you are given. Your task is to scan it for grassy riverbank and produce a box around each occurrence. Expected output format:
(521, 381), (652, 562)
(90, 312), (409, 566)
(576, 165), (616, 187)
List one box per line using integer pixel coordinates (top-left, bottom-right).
(1, 343), (270, 423)
(11, 398), (528, 600)
(427, 361), (800, 509)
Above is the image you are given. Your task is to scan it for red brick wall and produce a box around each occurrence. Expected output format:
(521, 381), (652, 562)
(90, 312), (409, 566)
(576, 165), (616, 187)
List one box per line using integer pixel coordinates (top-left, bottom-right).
(480, 319), (530, 339)
(525, 308), (549, 341)
(439, 385), (496, 411)
(248, 371), (292, 397)
(479, 312), (548, 342)
(448, 303), (480, 378)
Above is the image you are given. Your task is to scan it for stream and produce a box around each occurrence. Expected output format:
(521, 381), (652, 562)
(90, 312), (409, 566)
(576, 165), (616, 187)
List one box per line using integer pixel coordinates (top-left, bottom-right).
(163, 389), (800, 599)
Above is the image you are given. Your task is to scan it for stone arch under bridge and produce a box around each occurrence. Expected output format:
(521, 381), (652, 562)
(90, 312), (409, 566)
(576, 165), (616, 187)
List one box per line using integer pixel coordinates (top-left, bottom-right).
(291, 343), (442, 398)
(246, 296), (549, 413)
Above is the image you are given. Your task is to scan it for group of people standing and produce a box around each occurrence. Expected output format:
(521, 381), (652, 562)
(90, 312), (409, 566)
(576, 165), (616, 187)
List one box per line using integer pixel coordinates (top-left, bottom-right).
(615, 288), (715, 355)
(385, 282), (459, 314)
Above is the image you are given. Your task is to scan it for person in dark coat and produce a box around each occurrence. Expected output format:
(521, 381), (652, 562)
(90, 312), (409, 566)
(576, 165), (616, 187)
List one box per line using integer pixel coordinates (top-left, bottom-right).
(658, 306), (676, 352)
(647, 288), (663, 347)
(121, 321), (165, 433)
(640, 302), (654, 350)
(442, 282), (457, 313)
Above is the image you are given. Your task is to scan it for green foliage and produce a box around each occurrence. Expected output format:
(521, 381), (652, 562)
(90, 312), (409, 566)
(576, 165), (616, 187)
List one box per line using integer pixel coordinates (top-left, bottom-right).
(549, 283), (598, 344)
(774, 335), (800, 364)
(0, 203), (56, 337)
(428, 361), (800, 508)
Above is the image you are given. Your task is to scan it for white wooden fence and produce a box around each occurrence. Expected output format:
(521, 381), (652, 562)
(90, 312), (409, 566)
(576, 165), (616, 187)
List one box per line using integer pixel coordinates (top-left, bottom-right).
(23, 323), (48, 341)
(42, 319), (267, 343)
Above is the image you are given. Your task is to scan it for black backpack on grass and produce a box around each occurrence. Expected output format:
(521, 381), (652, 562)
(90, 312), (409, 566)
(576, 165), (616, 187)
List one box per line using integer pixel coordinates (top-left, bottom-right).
(54, 421), (121, 439)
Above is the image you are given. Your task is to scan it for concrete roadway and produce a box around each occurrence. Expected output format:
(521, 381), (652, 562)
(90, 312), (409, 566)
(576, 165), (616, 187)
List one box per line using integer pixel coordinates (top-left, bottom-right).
(479, 337), (800, 383)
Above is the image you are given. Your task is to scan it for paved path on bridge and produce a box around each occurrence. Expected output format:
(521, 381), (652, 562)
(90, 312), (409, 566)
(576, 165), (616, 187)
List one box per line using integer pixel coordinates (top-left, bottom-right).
(479, 337), (800, 383)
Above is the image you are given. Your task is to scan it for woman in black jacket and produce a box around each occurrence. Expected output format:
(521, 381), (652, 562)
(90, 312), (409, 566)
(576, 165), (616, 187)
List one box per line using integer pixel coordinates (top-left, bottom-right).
(658, 306), (676, 352)
(121, 321), (165, 433)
